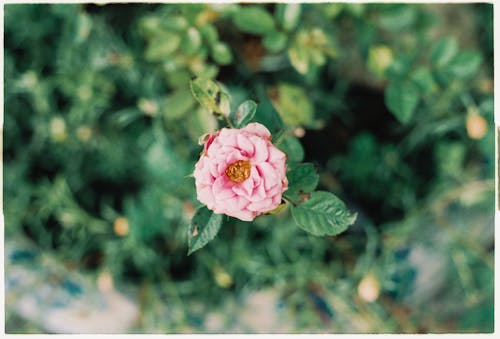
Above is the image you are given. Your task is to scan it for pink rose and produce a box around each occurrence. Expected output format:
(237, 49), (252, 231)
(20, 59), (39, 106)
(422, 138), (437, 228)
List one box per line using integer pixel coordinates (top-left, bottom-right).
(194, 122), (288, 221)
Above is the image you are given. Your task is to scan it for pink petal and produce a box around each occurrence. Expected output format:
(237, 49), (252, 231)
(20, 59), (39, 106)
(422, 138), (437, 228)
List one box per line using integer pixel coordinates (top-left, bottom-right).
(251, 137), (269, 163)
(212, 176), (235, 200)
(232, 174), (254, 198)
(237, 134), (254, 157)
(251, 183), (267, 201)
(257, 162), (279, 190)
(197, 186), (215, 209)
(227, 208), (255, 221)
(268, 146), (286, 164)
(246, 198), (274, 212)
(241, 122), (271, 139)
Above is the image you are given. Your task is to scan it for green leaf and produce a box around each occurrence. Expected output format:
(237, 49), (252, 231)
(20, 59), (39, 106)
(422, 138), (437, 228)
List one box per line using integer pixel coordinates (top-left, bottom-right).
(277, 135), (304, 163)
(288, 44), (309, 74)
(252, 98), (284, 140)
(378, 5), (417, 31)
(367, 45), (393, 78)
(233, 6), (275, 35)
(385, 81), (419, 124)
(429, 37), (458, 68)
(163, 89), (196, 120)
(190, 78), (230, 115)
(199, 24), (218, 45)
(284, 163), (319, 204)
(180, 27), (202, 55)
(411, 67), (437, 94)
(188, 206), (224, 255)
(145, 32), (181, 61)
(291, 191), (357, 236)
(446, 51), (482, 78)
(270, 83), (314, 127)
(263, 31), (288, 53)
(276, 3), (301, 32)
(230, 100), (257, 127)
(211, 42), (233, 65)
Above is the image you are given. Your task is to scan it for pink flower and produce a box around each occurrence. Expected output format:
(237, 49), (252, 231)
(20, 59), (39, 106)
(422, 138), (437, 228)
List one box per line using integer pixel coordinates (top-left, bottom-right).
(194, 122), (288, 221)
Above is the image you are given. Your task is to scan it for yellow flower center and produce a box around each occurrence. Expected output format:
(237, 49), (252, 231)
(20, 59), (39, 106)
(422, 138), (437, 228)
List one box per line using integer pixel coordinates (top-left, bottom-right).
(225, 160), (251, 183)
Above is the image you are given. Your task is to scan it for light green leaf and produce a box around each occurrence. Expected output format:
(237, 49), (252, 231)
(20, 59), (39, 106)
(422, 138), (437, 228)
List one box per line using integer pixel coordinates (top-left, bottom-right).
(430, 37), (458, 68)
(145, 32), (180, 61)
(385, 81), (420, 124)
(263, 31), (288, 53)
(211, 42), (233, 65)
(288, 44), (309, 74)
(180, 27), (202, 55)
(367, 45), (393, 78)
(230, 100), (257, 127)
(233, 6), (275, 35)
(284, 163), (319, 204)
(270, 83), (314, 127)
(291, 191), (357, 236)
(188, 206), (224, 255)
(276, 3), (301, 32)
(190, 78), (230, 115)
(199, 24), (219, 45)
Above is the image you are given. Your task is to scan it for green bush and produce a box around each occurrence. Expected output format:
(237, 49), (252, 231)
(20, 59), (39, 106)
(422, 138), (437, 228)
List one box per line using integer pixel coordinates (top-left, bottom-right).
(4, 3), (493, 333)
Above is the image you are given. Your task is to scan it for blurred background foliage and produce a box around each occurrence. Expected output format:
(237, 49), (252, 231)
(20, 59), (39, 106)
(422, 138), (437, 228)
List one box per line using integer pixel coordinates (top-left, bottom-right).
(4, 2), (494, 333)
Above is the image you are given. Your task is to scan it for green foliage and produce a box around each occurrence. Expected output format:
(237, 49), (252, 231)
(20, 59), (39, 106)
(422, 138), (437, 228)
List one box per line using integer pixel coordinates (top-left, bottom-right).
(188, 207), (224, 255)
(270, 83), (314, 127)
(284, 163), (319, 205)
(233, 6), (275, 35)
(190, 78), (230, 116)
(291, 191), (357, 236)
(4, 3), (493, 334)
(230, 100), (257, 128)
(384, 81), (420, 124)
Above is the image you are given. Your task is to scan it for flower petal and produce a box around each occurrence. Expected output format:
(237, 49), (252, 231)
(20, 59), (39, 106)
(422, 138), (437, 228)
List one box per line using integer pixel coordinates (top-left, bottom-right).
(241, 122), (271, 139)
(257, 162), (279, 190)
(237, 134), (254, 157)
(252, 137), (269, 163)
(247, 198), (274, 212)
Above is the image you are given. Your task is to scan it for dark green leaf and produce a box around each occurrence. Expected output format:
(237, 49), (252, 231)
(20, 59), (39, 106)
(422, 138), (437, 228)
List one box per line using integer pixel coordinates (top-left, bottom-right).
(378, 5), (417, 31)
(233, 6), (275, 35)
(284, 163), (319, 204)
(430, 37), (458, 68)
(263, 31), (288, 53)
(291, 191), (357, 236)
(252, 98), (284, 139)
(230, 100), (257, 127)
(446, 51), (482, 78)
(277, 135), (304, 163)
(411, 67), (437, 94)
(188, 206), (224, 255)
(385, 81), (420, 124)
